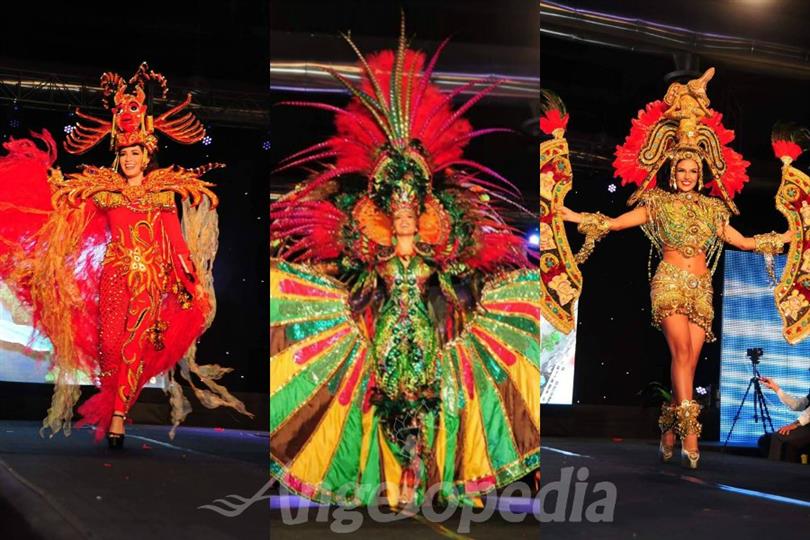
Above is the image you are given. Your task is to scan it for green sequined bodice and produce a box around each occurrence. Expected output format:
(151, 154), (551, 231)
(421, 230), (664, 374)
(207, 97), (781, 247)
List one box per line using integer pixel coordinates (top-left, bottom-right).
(373, 255), (439, 400)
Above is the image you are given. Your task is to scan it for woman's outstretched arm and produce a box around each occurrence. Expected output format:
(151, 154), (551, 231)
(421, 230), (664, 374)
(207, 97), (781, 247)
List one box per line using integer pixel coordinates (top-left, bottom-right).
(721, 223), (792, 251)
(560, 206), (648, 231)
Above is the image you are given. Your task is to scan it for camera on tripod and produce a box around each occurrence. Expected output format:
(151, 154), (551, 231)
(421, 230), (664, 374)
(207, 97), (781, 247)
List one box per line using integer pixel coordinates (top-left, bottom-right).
(725, 345), (774, 447)
(746, 347), (763, 364)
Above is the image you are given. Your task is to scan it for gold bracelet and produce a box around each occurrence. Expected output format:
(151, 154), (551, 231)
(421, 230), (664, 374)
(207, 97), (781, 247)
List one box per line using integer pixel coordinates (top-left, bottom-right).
(753, 231), (785, 255)
(575, 212), (611, 264)
(753, 231), (786, 284)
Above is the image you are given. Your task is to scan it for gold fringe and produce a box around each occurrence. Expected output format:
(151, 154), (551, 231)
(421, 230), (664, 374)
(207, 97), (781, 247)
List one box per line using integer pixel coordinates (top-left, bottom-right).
(40, 373), (81, 438)
(181, 196), (218, 326)
(164, 197), (252, 437)
(4, 200), (96, 436)
(165, 369), (191, 440)
(179, 353), (253, 418)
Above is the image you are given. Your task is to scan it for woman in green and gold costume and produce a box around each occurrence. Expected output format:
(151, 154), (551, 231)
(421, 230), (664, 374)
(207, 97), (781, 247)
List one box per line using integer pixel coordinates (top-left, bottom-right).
(270, 28), (540, 507)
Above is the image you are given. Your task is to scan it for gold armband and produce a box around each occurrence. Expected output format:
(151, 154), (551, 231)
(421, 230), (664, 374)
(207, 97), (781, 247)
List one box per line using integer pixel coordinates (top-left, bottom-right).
(575, 212), (611, 264)
(753, 231), (785, 255)
(753, 231), (786, 284)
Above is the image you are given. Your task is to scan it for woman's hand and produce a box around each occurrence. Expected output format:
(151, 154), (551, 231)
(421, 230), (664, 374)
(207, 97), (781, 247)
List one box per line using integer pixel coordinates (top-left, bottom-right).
(559, 206), (582, 224)
(782, 230), (793, 244)
(759, 375), (780, 393)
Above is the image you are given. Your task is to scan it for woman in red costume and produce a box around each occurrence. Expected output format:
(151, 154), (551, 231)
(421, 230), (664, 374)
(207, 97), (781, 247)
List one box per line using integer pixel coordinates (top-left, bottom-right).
(0, 63), (249, 447)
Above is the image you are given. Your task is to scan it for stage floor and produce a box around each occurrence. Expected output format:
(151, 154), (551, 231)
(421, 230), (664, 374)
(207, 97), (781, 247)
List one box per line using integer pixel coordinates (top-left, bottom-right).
(0, 420), (267, 539)
(270, 498), (540, 538)
(541, 437), (810, 539)
(6, 428), (805, 539)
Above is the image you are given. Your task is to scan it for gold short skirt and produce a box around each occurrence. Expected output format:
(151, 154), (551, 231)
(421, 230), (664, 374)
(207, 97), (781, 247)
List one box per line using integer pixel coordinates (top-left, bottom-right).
(650, 261), (715, 342)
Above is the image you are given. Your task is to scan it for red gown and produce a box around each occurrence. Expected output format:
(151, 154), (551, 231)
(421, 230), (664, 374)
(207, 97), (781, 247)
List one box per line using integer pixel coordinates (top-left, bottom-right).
(76, 198), (208, 438)
(0, 132), (213, 439)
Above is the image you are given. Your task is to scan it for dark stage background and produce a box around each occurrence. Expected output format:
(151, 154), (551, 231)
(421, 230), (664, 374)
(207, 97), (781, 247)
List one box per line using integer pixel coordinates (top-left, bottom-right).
(541, 0), (810, 414)
(0, 3), (269, 417)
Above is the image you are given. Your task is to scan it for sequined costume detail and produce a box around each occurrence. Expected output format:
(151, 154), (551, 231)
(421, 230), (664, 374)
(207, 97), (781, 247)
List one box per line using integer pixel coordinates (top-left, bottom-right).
(0, 133), (247, 439)
(270, 260), (540, 506)
(639, 188), (729, 265)
(650, 261), (715, 341)
(635, 188), (728, 337)
(374, 256), (438, 400)
(58, 166), (214, 438)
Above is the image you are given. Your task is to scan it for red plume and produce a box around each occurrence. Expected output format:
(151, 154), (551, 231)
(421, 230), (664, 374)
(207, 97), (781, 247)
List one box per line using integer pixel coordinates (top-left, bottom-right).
(539, 109), (569, 135)
(613, 100), (667, 188)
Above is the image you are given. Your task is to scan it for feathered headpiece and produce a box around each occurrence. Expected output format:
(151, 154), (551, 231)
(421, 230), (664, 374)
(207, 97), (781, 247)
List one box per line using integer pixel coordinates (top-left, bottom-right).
(272, 18), (524, 257)
(64, 62), (205, 155)
(613, 68), (749, 214)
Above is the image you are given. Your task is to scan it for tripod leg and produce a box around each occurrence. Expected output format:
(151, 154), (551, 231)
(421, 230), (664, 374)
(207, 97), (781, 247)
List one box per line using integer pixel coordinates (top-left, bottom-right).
(754, 379), (776, 432)
(723, 377), (756, 448)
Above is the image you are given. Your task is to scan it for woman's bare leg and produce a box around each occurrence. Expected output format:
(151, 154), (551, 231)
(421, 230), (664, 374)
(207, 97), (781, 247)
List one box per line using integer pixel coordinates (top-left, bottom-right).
(660, 314), (693, 448)
(661, 314), (694, 400)
(681, 322), (706, 453)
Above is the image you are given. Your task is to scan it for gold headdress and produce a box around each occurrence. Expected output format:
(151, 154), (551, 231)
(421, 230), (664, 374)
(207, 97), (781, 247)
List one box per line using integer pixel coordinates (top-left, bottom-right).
(614, 68), (749, 214)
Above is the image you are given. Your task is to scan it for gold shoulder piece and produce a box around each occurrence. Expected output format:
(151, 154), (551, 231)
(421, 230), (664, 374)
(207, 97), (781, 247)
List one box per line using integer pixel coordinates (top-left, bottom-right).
(145, 164), (222, 208)
(49, 166), (122, 208)
(711, 195), (731, 219)
(638, 187), (659, 204)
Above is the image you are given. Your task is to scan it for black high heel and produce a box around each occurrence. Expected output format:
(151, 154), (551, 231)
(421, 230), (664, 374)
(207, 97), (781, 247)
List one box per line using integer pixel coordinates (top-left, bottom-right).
(107, 413), (126, 450)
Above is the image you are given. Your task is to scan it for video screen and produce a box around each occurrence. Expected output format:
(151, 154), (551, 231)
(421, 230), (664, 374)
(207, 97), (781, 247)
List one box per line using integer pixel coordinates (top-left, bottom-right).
(541, 302), (577, 405)
(0, 280), (163, 387)
(720, 250), (809, 447)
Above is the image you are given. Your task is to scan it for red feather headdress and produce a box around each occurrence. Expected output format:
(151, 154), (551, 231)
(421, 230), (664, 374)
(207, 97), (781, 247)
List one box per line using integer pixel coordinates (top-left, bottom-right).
(272, 19), (529, 270)
(612, 68), (749, 214)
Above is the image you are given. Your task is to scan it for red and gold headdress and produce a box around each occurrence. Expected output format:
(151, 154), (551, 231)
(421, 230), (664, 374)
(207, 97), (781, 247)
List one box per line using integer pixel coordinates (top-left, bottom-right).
(64, 62), (205, 155)
(613, 68), (749, 214)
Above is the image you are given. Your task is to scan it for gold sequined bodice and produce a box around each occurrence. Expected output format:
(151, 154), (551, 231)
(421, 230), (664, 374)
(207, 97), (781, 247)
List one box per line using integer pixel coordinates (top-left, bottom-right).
(639, 188), (729, 258)
(93, 189), (175, 211)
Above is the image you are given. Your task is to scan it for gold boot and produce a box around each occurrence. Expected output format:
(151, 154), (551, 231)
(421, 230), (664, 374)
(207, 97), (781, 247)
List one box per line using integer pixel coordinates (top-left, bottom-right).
(657, 402), (676, 463)
(674, 400), (702, 469)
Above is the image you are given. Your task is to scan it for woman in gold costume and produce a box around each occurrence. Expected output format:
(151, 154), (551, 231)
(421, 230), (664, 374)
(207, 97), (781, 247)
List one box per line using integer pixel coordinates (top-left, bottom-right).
(541, 69), (789, 469)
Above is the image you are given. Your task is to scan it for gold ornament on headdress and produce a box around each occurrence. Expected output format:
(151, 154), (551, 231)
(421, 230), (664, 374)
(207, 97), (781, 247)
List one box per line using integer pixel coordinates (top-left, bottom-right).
(390, 180), (420, 215)
(627, 68), (739, 214)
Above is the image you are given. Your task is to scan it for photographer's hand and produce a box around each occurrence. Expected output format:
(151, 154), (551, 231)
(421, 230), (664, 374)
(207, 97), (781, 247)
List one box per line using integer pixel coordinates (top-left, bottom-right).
(759, 376), (780, 393)
(777, 421), (800, 436)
